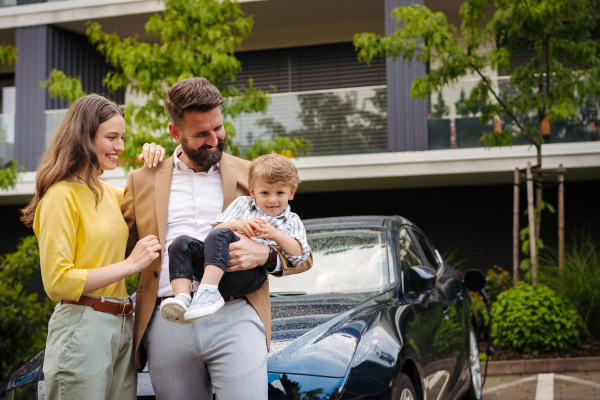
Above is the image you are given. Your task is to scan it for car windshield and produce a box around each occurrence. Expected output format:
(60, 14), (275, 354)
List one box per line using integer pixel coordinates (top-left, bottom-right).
(269, 228), (388, 295)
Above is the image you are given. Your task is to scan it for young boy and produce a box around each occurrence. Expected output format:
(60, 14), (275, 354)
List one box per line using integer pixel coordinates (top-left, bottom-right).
(160, 153), (310, 324)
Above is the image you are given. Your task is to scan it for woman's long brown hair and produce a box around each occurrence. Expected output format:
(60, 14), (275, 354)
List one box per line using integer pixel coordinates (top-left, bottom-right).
(21, 94), (124, 227)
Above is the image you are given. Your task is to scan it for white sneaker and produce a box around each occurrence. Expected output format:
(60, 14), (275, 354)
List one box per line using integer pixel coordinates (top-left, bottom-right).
(160, 294), (192, 325)
(184, 289), (224, 322)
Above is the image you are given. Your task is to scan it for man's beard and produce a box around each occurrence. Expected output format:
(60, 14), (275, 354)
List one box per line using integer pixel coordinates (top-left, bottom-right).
(181, 136), (226, 170)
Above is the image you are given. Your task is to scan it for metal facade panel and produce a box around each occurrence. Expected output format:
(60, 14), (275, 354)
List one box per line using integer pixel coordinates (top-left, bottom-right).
(46, 26), (124, 110)
(14, 25), (124, 171)
(385, 0), (428, 152)
(15, 26), (48, 171)
(234, 42), (386, 93)
(16, 0), (45, 4)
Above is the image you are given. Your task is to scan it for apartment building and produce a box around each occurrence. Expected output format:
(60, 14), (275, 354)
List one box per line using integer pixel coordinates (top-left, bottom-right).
(0, 0), (598, 271)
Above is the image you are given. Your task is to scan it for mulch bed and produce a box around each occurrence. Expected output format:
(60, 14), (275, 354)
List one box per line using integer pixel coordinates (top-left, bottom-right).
(478, 335), (600, 360)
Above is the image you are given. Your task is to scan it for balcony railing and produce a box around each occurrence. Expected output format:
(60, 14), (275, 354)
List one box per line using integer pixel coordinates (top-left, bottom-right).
(45, 109), (68, 147)
(0, 113), (15, 165)
(429, 76), (600, 149)
(230, 85), (388, 157)
(43, 80), (599, 159)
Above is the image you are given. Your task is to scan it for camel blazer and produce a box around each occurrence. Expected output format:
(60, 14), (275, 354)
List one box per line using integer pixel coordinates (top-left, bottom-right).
(121, 153), (313, 371)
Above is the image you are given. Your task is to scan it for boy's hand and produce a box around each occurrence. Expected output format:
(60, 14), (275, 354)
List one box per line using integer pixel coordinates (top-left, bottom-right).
(254, 218), (281, 241)
(228, 219), (261, 238)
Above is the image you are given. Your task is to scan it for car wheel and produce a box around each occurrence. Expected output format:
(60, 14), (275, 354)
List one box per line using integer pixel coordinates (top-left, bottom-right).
(396, 373), (417, 400)
(463, 326), (482, 400)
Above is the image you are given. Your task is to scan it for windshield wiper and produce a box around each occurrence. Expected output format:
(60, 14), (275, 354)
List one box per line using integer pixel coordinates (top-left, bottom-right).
(270, 291), (307, 297)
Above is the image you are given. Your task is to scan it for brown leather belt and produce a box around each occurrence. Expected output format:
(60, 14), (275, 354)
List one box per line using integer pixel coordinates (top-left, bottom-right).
(156, 293), (245, 306)
(62, 295), (133, 316)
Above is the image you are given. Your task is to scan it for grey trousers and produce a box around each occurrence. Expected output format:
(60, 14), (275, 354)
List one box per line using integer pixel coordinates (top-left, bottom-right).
(44, 295), (136, 400)
(143, 299), (268, 400)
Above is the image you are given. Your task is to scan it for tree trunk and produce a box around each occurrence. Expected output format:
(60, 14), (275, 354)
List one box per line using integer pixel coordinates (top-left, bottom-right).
(534, 144), (543, 240)
(513, 168), (520, 282)
(527, 162), (538, 285)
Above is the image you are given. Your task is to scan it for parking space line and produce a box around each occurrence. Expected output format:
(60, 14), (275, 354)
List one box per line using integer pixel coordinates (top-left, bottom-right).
(535, 373), (553, 400)
(555, 374), (600, 388)
(482, 376), (538, 395)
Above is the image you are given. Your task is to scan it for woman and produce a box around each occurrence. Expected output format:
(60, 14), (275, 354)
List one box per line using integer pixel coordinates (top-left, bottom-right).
(21, 94), (164, 399)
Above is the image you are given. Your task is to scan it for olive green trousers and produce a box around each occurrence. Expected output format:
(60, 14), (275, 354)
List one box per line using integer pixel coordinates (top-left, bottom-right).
(43, 295), (136, 400)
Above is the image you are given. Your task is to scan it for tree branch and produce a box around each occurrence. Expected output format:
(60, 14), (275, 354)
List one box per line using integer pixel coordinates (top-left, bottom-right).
(471, 63), (536, 146)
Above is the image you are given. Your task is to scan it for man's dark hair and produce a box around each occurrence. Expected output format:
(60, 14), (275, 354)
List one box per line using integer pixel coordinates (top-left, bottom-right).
(165, 77), (224, 127)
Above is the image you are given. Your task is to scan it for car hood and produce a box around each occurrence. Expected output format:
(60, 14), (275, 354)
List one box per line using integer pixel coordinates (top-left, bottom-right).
(267, 292), (384, 378)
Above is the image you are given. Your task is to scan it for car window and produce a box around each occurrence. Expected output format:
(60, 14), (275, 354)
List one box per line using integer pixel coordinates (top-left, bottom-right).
(269, 228), (387, 295)
(398, 228), (422, 293)
(412, 230), (440, 272)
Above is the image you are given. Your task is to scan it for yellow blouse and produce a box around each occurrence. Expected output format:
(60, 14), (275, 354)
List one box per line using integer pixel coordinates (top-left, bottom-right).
(33, 181), (129, 302)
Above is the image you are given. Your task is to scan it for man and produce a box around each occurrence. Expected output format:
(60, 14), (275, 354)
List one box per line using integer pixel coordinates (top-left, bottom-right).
(121, 77), (312, 399)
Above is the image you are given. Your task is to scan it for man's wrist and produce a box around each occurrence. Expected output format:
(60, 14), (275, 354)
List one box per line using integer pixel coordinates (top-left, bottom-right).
(262, 245), (278, 272)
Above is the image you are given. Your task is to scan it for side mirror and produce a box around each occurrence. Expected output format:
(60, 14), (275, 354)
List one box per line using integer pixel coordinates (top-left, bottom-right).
(409, 265), (437, 294)
(463, 270), (485, 293)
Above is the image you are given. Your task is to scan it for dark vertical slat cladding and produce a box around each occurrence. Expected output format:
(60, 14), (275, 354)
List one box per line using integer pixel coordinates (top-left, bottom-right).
(15, 26), (124, 170)
(16, 0), (46, 4)
(233, 42), (386, 93)
(385, 0), (428, 152)
(45, 26), (124, 110)
(15, 26), (49, 171)
(234, 49), (290, 92)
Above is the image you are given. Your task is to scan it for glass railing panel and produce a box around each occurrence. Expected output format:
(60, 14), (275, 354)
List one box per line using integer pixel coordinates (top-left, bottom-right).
(230, 86), (388, 157)
(0, 0), (17, 7)
(429, 76), (600, 149)
(45, 109), (68, 146)
(0, 113), (15, 166)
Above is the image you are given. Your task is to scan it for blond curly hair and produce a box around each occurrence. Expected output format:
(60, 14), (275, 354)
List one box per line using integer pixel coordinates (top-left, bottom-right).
(248, 153), (300, 189)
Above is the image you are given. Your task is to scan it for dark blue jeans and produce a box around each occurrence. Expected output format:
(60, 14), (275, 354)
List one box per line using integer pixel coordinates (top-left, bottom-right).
(168, 228), (267, 297)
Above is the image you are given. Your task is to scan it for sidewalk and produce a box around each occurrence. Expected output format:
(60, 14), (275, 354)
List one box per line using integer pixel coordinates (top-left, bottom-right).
(483, 372), (600, 399)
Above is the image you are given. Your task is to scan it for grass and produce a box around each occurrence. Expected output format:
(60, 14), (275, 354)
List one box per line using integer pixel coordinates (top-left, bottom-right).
(540, 232), (600, 335)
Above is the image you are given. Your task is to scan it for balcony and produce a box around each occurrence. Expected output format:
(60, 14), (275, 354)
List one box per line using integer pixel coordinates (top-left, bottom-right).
(43, 81), (600, 158)
(428, 76), (600, 150)
(44, 109), (67, 147)
(231, 86), (388, 157)
(0, 113), (15, 165)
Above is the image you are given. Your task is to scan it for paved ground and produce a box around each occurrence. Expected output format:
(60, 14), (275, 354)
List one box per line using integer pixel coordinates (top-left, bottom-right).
(483, 371), (600, 399)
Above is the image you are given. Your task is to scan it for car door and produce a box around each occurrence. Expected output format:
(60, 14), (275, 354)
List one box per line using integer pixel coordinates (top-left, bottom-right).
(410, 229), (454, 400)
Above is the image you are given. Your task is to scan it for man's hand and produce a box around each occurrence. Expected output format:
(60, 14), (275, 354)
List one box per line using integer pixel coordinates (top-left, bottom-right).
(226, 233), (269, 272)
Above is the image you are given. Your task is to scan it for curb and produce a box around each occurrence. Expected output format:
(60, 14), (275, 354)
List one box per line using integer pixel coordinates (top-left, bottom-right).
(487, 356), (600, 375)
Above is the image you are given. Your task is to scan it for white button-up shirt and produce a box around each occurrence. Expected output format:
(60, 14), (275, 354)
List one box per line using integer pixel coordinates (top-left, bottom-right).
(157, 146), (224, 298)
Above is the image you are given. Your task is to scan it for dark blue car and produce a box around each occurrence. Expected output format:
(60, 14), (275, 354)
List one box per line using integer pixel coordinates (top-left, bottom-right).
(1, 216), (483, 400)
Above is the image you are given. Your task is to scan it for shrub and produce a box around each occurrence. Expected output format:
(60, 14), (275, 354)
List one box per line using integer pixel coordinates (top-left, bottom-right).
(485, 265), (513, 302)
(540, 233), (600, 335)
(0, 236), (53, 380)
(491, 283), (585, 354)
(470, 265), (513, 340)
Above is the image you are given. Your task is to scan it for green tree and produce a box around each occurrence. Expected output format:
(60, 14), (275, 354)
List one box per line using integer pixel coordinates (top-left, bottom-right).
(454, 87), (486, 117)
(0, 236), (53, 379)
(354, 0), (600, 268)
(43, 0), (310, 165)
(431, 91), (450, 119)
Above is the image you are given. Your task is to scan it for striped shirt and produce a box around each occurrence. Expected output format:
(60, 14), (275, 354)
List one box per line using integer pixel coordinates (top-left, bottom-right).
(213, 196), (310, 267)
